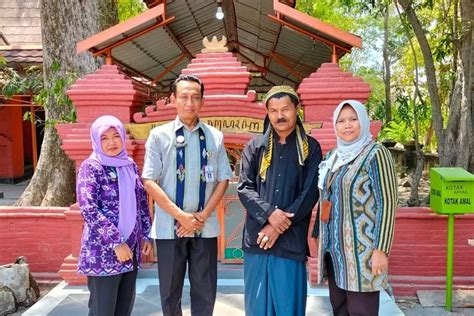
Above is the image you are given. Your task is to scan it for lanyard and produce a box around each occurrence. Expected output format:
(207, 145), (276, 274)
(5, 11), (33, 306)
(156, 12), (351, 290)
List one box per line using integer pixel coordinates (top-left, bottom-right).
(175, 126), (207, 237)
(324, 154), (339, 199)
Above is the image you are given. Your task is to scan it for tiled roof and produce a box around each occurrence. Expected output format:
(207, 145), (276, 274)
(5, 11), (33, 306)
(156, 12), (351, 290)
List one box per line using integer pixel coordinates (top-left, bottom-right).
(0, 45), (42, 64)
(0, 0), (42, 46)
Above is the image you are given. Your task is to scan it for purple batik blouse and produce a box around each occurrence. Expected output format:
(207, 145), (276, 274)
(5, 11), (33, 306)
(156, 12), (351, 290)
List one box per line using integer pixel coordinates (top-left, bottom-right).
(77, 158), (151, 276)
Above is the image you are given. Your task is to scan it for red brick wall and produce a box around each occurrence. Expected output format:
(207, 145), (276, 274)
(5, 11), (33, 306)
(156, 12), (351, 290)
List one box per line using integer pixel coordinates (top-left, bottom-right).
(2, 206), (474, 294)
(389, 207), (474, 296)
(0, 207), (70, 274)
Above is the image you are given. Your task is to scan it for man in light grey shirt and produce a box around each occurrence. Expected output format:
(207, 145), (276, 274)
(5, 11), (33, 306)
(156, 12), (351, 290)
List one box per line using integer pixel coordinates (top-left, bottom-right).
(142, 74), (232, 316)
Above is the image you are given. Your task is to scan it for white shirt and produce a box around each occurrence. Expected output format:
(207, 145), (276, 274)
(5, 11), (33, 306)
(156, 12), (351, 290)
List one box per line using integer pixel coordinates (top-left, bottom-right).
(142, 116), (233, 239)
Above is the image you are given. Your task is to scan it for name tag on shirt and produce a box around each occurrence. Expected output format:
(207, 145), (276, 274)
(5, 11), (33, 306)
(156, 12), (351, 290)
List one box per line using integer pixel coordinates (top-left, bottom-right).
(204, 165), (215, 182)
(321, 200), (332, 223)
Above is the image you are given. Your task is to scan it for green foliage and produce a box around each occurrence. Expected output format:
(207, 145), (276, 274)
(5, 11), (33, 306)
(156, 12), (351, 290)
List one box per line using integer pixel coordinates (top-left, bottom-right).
(36, 61), (78, 126)
(296, 0), (355, 32)
(0, 60), (78, 125)
(1, 64), (43, 97)
(348, 65), (385, 120)
(391, 0), (456, 129)
(298, 0), (462, 154)
(378, 86), (434, 150)
(118, 0), (146, 22)
(297, 0), (386, 121)
(379, 120), (412, 144)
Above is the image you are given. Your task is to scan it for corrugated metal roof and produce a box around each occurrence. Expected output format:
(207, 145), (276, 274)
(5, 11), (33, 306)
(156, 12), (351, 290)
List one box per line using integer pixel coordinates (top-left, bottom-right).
(77, 0), (361, 95)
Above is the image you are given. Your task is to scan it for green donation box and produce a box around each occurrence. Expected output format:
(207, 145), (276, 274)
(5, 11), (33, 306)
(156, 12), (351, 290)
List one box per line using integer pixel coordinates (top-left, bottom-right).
(430, 167), (474, 311)
(430, 167), (474, 214)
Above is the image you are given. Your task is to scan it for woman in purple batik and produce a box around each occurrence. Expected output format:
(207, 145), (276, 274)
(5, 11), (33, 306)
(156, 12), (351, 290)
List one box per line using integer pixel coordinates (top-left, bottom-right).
(76, 115), (152, 316)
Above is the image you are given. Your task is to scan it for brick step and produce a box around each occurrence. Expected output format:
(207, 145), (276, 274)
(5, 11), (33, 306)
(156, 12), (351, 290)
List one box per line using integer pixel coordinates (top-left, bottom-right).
(82, 74), (129, 80)
(192, 57), (238, 64)
(195, 52), (235, 59)
(182, 66), (248, 73)
(187, 62), (242, 68)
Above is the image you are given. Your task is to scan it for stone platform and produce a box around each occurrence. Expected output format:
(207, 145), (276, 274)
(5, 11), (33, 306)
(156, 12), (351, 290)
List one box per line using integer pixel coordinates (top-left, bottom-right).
(24, 265), (403, 316)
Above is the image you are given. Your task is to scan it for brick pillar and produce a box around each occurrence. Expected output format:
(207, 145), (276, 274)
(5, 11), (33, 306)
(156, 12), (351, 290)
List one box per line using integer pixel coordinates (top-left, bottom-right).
(182, 52), (251, 95)
(298, 63), (382, 155)
(56, 64), (147, 284)
(298, 62), (371, 122)
(67, 64), (147, 124)
(58, 204), (86, 284)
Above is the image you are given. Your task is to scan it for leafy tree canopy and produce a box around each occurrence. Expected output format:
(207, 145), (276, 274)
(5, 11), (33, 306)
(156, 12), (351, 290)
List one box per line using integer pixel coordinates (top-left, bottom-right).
(118, 0), (146, 22)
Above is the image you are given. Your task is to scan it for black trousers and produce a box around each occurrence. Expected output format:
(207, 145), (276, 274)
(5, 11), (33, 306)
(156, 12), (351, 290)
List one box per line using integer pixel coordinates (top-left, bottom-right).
(87, 268), (138, 316)
(156, 237), (217, 316)
(325, 254), (380, 316)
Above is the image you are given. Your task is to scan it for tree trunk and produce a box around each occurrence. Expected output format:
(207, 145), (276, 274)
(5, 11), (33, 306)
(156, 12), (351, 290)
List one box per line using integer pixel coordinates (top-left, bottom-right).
(397, 0), (473, 172)
(454, 0), (472, 169)
(383, 3), (392, 123)
(410, 87), (423, 203)
(396, 0), (445, 157)
(470, 0), (474, 171)
(15, 0), (118, 206)
(423, 122), (433, 148)
(414, 85), (434, 148)
(395, 1), (424, 202)
(408, 150), (424, 206)
(444, 0), (472, 170)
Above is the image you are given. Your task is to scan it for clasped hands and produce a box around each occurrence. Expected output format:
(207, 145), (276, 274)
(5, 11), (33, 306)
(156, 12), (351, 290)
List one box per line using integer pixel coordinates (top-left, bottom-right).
(257, 208), (294, 250)
(114, 240), (152, 263)
(176, 211), (208, 237)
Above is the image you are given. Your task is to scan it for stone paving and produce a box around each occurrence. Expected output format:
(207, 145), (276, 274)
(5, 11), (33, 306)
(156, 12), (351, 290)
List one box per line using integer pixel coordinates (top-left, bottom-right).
(0, 181), (29, 206)
(23, 265), (403, 316)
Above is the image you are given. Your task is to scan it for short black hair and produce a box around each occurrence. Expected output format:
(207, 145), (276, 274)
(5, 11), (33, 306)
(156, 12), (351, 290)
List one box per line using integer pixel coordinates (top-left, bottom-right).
(171, 74), (204, 97)
(265, 92), (299, 107)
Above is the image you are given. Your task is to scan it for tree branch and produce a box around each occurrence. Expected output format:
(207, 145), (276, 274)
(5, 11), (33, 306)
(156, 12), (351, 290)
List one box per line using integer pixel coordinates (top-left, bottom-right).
(396, 0), (445, 155)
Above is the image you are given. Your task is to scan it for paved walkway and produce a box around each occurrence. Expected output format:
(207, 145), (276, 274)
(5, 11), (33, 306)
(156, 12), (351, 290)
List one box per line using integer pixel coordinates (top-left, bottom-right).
(24, 265), (403, 316)
(0, 181), (29, 206)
